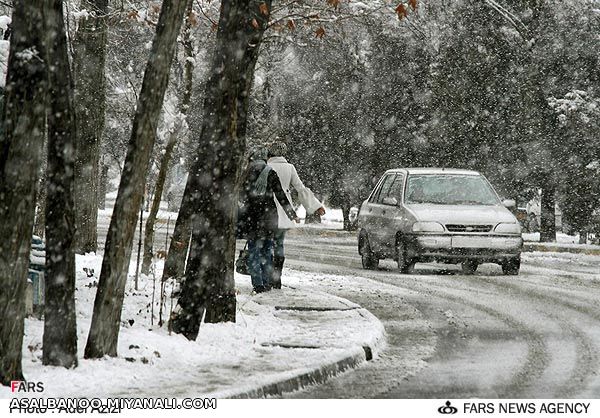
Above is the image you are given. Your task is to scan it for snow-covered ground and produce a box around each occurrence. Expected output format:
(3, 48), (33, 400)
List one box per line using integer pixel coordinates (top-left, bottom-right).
(522, 231), (593, 245)
(1, 254), (384, 399)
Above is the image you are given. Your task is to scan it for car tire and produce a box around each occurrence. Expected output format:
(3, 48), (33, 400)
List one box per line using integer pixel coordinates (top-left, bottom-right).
(461, 260), (478, 275)
(396, 238), (415, 274)
(360, 235), (379, 270)
(501, 256), (520, 275)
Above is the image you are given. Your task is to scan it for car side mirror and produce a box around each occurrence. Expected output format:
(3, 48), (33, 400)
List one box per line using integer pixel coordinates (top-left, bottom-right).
(502, 199), (516, 208)
(382, 197), (398, 206)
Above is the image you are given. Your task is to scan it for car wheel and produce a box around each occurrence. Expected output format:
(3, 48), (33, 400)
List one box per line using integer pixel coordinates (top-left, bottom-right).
(461, 260), (478, 275)
(501, 256), (520, 275)
(360, 236), (379, 270)
(396, 238), (415, 274)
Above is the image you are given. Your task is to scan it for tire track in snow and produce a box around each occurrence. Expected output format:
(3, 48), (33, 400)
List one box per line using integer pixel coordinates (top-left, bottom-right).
(284, 251), (549, 397)
(282, 240), (600, 397)
(472, 274), (600, 397)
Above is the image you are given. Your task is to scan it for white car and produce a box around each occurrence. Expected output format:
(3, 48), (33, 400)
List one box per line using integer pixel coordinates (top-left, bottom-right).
(357, 168), (523, 275)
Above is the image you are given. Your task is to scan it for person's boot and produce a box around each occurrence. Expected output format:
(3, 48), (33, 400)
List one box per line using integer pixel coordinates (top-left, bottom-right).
(272, 256), (285, 289)
(253, 285), (266, 294)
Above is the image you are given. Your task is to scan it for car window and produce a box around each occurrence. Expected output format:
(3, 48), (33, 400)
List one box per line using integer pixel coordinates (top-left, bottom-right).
(368, 177), (385, 203)
(405, 174), (500, 205)
(387, 174), (405, 202)
(375, 175), (396, 204)
(369, 175), (390, 203)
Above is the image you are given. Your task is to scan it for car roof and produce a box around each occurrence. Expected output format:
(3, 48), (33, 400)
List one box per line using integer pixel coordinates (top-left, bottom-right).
(384, 167), (481, 176)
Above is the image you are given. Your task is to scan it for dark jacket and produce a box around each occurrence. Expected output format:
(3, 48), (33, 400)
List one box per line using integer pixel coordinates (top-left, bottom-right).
(238, 160), (297, 239)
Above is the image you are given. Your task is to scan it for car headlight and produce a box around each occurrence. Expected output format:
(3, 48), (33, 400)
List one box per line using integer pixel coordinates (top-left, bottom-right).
(412, 221), (445, 233)
(494, 222), (521, 234)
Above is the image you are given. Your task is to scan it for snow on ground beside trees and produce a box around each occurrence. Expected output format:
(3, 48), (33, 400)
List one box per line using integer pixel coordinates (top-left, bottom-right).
(0, 254), (383, 398)
(0, 14), (10, 86)
(0, 39), (9, 87)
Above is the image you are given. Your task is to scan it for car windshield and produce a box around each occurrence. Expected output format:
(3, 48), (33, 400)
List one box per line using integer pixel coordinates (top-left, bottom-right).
(405, 174), (500, 205)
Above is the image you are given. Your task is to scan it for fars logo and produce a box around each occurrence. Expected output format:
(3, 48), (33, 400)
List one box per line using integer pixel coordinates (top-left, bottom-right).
(10, 381), (44, 393)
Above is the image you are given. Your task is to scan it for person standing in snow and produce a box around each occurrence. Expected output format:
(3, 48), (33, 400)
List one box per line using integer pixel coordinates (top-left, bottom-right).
(238, 147), (299, 293)
(267, 140), (326, 289)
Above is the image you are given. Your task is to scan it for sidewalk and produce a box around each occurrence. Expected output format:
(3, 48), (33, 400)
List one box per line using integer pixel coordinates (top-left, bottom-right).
(1, 254), (385, 399)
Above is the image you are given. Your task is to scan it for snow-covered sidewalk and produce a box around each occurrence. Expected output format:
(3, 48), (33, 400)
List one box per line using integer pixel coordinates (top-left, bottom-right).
(1, 254), (384, 399)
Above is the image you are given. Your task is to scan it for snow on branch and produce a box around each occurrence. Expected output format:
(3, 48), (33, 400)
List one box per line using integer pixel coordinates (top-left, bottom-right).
(548, 90), (600, 127)
(483, 0), (531, 42)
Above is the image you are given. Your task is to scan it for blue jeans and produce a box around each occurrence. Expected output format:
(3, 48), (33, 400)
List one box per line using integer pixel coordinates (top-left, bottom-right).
(248, 238), (274, 289)
(274, 230), (286, 259)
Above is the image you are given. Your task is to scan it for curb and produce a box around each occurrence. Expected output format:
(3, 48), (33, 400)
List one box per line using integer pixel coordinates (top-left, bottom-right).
(224, 289), (386, 399)
(227, 346), (371, 398)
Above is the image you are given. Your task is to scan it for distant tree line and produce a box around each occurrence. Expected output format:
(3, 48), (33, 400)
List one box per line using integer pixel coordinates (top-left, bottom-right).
(250, 0), (600, 241)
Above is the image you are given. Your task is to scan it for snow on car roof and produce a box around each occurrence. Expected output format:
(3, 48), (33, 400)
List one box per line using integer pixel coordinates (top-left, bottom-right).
(385, 167), (481, 176)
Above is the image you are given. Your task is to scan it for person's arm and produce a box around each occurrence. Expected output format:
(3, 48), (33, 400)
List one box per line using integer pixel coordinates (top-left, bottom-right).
(269, 170), (298, 221)
(289, 165), (323, 214)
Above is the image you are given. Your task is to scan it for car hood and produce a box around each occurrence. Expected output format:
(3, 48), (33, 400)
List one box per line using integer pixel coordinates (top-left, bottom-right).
(406, 204), (517, 225)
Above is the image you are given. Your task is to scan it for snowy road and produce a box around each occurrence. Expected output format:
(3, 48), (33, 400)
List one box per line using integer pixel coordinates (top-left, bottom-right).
(280, 231), (600, 398)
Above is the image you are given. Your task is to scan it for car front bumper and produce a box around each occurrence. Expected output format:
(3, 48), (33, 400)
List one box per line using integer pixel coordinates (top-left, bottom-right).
(408, 234), (523, 262)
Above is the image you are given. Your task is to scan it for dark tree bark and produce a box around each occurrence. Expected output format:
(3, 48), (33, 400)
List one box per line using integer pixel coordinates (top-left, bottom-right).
(33, 172), (47, 238)
(160, 182), (193, 282)
(85, 0), (191, 359)
(171, 0), (271, 339)
(142, 2), (194, 275)
(342, 206), (351, 231)
(42, 0), (78, 368)
(540, 186), (557, 243)
(72, 0), (108, 254)
(0, 0), (47, 385)
(33, 134), (48, 238)
(98, 158), (109, 210)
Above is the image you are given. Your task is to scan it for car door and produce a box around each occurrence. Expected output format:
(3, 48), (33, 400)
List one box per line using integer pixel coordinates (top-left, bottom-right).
(368, 174), (397, 253)
(359, 176), (385, 240)
(378, 173), (406, 256)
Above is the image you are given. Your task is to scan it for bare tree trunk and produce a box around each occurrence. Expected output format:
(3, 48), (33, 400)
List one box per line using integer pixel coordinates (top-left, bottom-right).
(72, 0), (108, 254)
(142, 5), (194, 275)
(42, 0), (78, 368)
(142, 127), (179, 274)
(84, 0), (191, 359)
(171, 0), (270, 339)
(33, 135), (48, 238)
(98, 158), (108, 209)
(342, 206), (350, 231)
(540, 186), (557, 243)
(33, 172), (47, 238)
(0, 0), (47, 385)
(161, 186), (194, 281)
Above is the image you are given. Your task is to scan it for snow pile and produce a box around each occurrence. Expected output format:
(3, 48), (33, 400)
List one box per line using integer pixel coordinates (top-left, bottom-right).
(522, 232), (580, 244)
(0, 255), (383, 399)
(298, 206), (345, 230)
